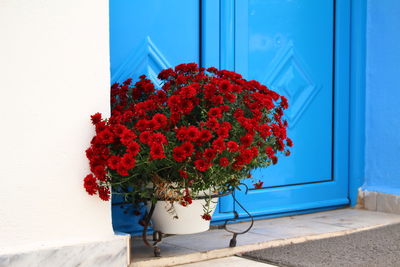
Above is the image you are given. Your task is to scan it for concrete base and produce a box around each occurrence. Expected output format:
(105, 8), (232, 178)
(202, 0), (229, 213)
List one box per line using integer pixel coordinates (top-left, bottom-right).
(358, 189), (400, 214)
(0, 235), (130, 267)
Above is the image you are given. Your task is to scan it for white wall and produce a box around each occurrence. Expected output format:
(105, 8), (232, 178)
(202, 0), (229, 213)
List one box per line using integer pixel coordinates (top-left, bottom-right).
(0, 0), (114, 254)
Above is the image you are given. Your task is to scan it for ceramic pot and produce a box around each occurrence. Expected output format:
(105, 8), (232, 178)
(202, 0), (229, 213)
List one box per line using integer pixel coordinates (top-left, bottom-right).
(148, 195), (218, 234)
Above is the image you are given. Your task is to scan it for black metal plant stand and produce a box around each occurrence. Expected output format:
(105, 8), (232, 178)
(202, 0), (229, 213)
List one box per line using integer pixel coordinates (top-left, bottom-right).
(140, 184), (254, 257)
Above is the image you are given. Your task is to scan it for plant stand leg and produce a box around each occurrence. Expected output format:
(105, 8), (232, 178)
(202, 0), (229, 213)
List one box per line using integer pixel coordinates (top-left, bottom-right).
(223, 186), (254, 247)
(141, 202), (164, 257)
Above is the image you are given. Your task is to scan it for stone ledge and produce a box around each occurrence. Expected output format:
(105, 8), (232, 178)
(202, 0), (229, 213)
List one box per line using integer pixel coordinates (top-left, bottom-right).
(0, 235), (130, 267)
(358, 189), (400, 214)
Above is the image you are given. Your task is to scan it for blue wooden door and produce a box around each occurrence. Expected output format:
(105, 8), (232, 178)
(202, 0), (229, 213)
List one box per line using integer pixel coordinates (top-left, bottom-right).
(206, 0), (351, 220)
(110, 0), (351, 232)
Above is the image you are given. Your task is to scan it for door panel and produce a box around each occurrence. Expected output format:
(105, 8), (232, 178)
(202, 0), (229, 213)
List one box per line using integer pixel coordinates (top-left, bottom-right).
(110, 0), (201, 233)
(230, 0), (350, 218)
(245, 0), (334, 187)
(110, 0), (199, 85)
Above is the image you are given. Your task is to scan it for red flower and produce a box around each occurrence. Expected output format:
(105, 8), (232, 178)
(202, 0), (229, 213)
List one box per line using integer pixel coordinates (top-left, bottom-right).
(280, 96), (289, 109)
(254, 180), (264, 189)
(186, 126), (200, 142)
(181, 141), (194, 157)
(198, 129), (212, 142)
(227, 141), (239, 152)
(173, 146), (187, 162)
(120, 130), (136, 145)
(240, 134), (254, 147)
(158, 68), (176, 80)
(203, 148), (216, 161)
(117, 166), (129, 176)
(201, 213), (212, 221)
(121, 153), (136, 169)
(139, 131), (152, 144)
(90, 113), (102, 125)
(97, 186), (110, 201)
(219, 157), (229, 167)
(258, 124), (271, 139)
(265, 146), (275, 158)
(180, 85), (198, 98)
(194, 159), (212, 172)
(179, 170), (189, 179)
(208, 107), (222, 118)
(126, 142), (140, 156)
(93, 165), (106, 181)
(107, 155), (120, 170)
(176, 127), (188, 141)
(151, 132), (168, 145)
(152, 113), (168, 128)
(150, 144), (166, 160)
(212, 138), (226, 152)
(98, 129), (114, 144)
(111, 124), (127, 136)
(83, 174), (97, 195)
(286, 138), (293, 147)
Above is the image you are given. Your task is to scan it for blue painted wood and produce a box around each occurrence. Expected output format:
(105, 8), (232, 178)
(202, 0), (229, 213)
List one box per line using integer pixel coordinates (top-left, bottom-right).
(201, 0), (234, 217)
(220, 0), (235, 71)
(109, 0), (201, 234)
(201, 0), (220, 68)
(349, 0), (366, 206)
(109, 0), (199, 85)
(231, 0), (351, 219)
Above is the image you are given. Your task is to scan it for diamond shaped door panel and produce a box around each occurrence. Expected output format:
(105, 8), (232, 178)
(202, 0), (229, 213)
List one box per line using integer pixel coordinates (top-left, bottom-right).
(241, 0), (334, 188)
(110, 0), (199, 85)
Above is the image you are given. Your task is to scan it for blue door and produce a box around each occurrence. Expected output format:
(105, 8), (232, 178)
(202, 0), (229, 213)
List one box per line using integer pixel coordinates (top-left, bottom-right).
(110, 0), (351, 232)
(205, 0), (351, 220)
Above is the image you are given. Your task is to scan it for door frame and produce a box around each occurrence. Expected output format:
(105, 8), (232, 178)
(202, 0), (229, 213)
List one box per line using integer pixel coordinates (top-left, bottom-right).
(201, 0), (366, 220)
(348, 0), (366, 206)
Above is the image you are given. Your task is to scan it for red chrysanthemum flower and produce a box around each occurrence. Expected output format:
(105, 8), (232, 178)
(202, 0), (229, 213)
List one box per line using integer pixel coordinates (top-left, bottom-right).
(97, 129), (114, 144)
(181, 141), (194, 157)
(194, 159), (212, 172)
(150, 144), (166, 160)
(173, 146), (187, 162)
(90, 113), (102, 125)
(179, 170), (189, 179)
(83, 174), (97, 195)
(139, 131), (152, 145)
(219, 157), (230, 167)
(198, 129), (212, 142)
(227, 141), (239, 152)
(107, 155), (120, 170)
(120, 130), (137, 145)
(151, 132), (168, 145)
(203, 148), (216, 161)
(126, 142), (140, 156)
(186, 126), (200, 142)
(201, 213), (212, 221)
(176, 127), (188, 141)
(97, 186), (110, 201)
(265, 146), (275, 158)
(240, 134), (254, 147)
(121, 153), (136, 169)
(254, 180), (264, 189)
(152, 113), (168, 129)
(286, 138), (293, 147)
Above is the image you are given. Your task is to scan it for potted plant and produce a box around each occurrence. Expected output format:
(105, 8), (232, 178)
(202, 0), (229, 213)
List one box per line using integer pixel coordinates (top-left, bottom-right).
(83, 63), (292, 234)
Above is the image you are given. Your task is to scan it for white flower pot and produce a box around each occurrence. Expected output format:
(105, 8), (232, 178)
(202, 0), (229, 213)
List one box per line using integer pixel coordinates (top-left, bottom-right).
(148, 196), (218, 234)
